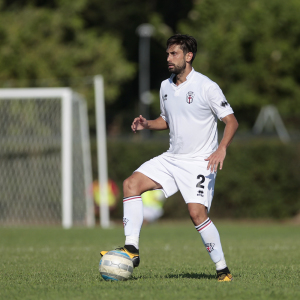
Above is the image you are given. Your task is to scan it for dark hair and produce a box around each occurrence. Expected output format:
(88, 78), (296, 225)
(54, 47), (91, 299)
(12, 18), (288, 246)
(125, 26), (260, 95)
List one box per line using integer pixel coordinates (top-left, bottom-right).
(166, 34), (197, 63)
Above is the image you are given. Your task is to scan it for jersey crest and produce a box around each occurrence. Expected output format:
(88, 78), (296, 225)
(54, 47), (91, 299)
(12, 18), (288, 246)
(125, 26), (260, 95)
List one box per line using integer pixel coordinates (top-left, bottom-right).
(186, 91), (194, 104)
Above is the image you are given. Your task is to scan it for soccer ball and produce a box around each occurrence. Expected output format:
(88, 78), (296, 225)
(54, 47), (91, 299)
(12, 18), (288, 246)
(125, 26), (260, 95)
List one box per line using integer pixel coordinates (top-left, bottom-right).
(99, 250), (134, 281)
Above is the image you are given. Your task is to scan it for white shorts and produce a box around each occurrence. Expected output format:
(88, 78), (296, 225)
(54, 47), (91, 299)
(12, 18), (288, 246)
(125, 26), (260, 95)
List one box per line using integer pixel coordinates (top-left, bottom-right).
(135, 154), (216, 212)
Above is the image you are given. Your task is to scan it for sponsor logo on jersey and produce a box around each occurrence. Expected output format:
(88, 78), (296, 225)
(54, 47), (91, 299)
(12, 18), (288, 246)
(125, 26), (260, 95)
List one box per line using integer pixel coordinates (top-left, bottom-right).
(123, 218), (129, 227)
(186, 91), (194, 104)
(221, 100), (229, 107)
(163, 94), (168, 101)
(205, 243), (215, 253)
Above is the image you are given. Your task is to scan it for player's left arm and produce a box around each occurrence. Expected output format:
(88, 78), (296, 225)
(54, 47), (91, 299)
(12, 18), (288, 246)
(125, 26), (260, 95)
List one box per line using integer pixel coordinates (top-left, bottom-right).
(205, 113), (239, 172)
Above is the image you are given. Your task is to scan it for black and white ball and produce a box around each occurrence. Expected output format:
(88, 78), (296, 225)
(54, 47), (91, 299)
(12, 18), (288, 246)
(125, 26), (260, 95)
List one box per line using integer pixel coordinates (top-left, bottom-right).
(99, 250), (134, 281)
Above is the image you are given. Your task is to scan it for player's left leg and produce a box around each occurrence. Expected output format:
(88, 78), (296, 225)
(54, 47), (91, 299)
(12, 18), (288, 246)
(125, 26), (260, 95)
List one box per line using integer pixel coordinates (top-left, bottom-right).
(188, 203), (233, 282)
(172, 159), (232, 281)
(122, 172), (162, 251)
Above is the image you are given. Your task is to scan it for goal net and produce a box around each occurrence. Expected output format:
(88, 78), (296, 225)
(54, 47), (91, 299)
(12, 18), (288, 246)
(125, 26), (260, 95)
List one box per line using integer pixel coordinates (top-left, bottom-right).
(0, 88), (94, 228)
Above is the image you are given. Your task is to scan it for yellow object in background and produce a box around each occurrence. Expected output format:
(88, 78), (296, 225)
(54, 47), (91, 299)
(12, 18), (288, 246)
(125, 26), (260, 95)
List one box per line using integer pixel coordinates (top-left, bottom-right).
(93, 179), (119, 210)
(141, 190), (165, 223)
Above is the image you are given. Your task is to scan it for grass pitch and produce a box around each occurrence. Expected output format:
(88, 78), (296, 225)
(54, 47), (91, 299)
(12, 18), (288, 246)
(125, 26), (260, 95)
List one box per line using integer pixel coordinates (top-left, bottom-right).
(0, 221), (299, 300)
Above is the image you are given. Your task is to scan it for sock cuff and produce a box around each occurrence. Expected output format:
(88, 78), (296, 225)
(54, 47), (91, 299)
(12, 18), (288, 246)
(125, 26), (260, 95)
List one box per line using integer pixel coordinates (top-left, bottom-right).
(216, 258), (227, 271)
(195, 218), (212, 232)
(125, 236), (140, 251)
(123, 196), (142, 203)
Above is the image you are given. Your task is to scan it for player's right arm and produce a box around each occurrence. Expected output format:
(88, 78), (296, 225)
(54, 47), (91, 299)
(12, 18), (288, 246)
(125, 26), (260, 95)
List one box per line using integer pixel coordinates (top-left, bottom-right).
(131, 115), (169, 133)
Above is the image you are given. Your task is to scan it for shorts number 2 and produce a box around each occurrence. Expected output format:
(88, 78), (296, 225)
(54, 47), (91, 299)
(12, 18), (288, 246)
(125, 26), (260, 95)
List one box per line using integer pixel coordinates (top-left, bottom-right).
(196, 174), (205, 188)
(196, 174), (205, 197)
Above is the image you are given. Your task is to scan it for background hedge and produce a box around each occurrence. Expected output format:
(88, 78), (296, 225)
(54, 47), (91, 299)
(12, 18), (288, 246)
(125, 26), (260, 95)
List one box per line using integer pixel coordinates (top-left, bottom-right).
(94, 138), (300, 220)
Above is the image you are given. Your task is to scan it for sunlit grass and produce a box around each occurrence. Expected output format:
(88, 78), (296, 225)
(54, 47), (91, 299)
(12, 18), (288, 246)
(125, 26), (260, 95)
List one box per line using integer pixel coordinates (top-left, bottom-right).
(0, 221), (299, 300)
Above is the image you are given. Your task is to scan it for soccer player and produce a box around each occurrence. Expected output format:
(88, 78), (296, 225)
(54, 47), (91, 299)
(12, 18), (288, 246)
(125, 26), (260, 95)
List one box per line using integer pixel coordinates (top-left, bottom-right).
(101, 34), (239, 282)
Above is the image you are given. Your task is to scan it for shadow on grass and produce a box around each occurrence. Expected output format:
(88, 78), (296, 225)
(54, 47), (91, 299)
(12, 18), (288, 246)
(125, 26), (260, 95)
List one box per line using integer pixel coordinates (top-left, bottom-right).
(165, 272), (215, 280)
(131, 272), (216, 280)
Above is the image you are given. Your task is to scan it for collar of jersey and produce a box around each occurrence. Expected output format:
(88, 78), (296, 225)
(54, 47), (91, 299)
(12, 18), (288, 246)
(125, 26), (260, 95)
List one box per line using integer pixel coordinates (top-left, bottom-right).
(169, 68), (195, 89)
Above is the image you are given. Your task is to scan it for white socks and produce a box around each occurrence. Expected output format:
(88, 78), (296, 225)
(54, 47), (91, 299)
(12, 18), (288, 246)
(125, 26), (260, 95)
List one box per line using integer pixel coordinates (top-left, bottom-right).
(123, 196), (143, 249)
(195, 218), (227, 271)
(123, 197), (227, 271)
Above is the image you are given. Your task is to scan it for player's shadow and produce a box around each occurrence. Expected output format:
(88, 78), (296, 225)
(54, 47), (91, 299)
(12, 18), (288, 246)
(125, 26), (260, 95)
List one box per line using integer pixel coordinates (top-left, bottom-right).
(132, 272), (215, 280)
(165, 272), (215, 280)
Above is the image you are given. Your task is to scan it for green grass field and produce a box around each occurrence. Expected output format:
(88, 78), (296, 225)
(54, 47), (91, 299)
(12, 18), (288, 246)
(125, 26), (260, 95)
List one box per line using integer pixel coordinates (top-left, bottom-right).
(1, 221), (299, 300)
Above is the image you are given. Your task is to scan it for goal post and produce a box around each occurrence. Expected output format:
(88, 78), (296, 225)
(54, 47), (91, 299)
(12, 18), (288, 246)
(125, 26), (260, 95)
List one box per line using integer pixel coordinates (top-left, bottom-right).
(0, 88), (94, 228)
(94, 75), (110, 228)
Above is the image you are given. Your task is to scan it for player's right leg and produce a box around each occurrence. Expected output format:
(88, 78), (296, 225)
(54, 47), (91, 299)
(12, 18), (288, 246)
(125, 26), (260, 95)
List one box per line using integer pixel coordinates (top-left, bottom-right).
(100, 172), (162, 268)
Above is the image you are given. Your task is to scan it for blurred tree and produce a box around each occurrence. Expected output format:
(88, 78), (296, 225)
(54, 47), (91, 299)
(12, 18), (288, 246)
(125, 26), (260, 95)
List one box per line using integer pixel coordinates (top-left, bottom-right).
(0, 2), (135, 130)
(0, 0), (194, 135)
(178, 0), (300, 130)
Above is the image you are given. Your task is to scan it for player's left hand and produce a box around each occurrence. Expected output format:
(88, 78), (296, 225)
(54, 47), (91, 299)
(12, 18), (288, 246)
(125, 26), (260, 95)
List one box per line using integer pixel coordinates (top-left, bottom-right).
(205, 147), (226, 172)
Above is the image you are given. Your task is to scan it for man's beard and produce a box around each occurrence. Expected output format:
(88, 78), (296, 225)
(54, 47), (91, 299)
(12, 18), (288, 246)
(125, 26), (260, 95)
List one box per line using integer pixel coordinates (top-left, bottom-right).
(168, 60), (186, 74)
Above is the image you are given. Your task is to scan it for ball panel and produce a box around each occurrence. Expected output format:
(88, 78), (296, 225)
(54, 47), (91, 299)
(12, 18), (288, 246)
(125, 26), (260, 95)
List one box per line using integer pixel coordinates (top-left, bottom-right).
(101, 273), (119, 281)
(102, 259), (133, 272)
(101, 254), (133, 268)
(101, 272), (126, 281)
(106, 250), (132, 261)
(100, 262), (133, 279)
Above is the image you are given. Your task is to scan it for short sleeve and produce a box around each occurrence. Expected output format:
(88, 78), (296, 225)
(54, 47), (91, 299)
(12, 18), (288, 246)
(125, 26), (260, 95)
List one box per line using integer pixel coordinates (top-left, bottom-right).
(160, 88), (167, 122)
(206, 83), (234, 120)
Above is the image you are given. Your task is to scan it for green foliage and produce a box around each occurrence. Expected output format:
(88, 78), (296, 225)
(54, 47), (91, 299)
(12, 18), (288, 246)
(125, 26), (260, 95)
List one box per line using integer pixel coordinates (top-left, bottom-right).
(1, 224), (300, 300)
(107, 139), (169, 181)
(0, 3), (135, 114)
(106, 139), (300, 219)
(213, 140), (300, 219)
(178, 0), (300, 128)
(0, 3), (136, 131)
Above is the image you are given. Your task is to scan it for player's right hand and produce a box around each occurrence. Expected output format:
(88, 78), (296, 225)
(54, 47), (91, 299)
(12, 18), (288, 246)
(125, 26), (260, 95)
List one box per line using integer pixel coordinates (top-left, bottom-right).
(131, 115), (149, 132)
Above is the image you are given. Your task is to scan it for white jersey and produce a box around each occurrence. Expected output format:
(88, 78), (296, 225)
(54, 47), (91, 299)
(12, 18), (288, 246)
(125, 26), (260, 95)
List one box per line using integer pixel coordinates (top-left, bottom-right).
(160, 68), (234, 159)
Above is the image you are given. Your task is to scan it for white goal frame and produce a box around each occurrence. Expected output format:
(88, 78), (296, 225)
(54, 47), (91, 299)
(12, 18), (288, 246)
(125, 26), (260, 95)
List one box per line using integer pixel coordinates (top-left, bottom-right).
(0, 88), (94, 228)
(94, 76), (110, 228)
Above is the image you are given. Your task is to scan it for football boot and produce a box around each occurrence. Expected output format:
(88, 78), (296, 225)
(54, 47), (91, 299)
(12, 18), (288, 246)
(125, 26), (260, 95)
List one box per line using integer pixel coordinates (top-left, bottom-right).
(217, 267), (233, 282)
